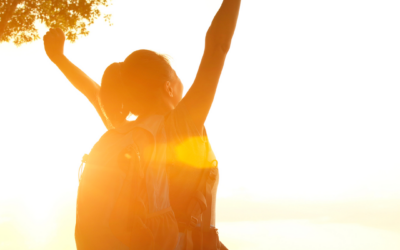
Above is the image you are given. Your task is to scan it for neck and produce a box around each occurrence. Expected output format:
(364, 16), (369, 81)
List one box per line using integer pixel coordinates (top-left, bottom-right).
(140, 102), (174, 117)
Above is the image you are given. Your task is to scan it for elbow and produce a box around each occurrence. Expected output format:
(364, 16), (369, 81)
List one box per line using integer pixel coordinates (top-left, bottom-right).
(206, 30), (232, 54)
(219, 41), (231, 54)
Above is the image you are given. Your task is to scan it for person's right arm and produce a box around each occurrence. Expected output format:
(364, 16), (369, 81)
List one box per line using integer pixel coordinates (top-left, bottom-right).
(43, 28), (110, 129)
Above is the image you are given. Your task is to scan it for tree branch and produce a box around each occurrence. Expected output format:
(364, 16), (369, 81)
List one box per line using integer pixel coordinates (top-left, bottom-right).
(0, 0), (24, 42)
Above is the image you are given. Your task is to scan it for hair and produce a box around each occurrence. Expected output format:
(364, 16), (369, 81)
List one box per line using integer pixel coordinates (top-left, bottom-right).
(100, 50), (173, 127)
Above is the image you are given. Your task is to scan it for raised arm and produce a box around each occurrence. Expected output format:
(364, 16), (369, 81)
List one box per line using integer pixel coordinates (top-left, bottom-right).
(43, 28), (110, 129)
(179, 0), (241, 127)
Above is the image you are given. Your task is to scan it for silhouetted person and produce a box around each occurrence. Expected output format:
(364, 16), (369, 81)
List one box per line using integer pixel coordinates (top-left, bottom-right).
(44, 1), (240, 249)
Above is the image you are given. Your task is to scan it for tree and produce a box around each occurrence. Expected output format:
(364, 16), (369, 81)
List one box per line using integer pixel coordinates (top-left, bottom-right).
(0, 0), (112, 46)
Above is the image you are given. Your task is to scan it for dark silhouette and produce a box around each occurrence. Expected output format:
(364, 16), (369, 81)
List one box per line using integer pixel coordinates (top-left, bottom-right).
(44, 1), (241, 249)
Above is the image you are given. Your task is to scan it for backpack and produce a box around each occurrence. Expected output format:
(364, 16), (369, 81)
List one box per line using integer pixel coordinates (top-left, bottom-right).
(75, 117), (179, 250)
(171, 134), (228, 250)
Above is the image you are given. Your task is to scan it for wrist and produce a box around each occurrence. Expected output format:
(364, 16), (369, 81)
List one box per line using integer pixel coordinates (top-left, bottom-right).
(51, 54), (67, 65)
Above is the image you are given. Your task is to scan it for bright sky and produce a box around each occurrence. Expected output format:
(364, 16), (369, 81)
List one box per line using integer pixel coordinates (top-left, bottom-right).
(1, 0), (400, 249)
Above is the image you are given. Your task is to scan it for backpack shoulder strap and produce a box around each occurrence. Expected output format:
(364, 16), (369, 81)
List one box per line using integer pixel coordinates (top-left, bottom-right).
(201, 140), (218, 232)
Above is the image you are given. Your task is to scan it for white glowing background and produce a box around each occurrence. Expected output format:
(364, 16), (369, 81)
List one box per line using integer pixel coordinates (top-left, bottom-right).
(1, 0), (400, 249)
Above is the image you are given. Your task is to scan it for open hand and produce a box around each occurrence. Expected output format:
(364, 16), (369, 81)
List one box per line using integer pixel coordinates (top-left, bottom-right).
(44, 28), (66, 64)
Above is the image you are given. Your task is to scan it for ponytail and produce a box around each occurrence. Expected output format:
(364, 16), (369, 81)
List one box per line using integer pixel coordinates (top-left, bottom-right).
(99, 63), (129, 128)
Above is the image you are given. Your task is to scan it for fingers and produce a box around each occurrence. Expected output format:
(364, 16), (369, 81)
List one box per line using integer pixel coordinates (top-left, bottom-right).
(44, 28), (63, 41)
(45, 28), (65, 42)
(55, 27), (65, 39)
(43, 30), (51, 42)
(50, 28), (58, 38)
(44, 30), (54, 43)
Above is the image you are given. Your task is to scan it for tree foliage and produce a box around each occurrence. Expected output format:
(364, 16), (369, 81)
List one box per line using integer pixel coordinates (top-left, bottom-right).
(0, 0), (112, 46)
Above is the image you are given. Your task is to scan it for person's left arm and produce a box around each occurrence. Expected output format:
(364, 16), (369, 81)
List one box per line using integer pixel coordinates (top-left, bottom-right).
(177, 0), (241, 129)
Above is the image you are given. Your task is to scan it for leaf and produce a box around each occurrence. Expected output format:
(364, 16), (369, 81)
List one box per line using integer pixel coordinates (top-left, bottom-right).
(0, 0), (113, 45)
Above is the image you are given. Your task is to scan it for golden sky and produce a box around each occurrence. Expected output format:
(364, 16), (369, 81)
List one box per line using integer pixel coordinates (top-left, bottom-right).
(1, 0), (400, 249)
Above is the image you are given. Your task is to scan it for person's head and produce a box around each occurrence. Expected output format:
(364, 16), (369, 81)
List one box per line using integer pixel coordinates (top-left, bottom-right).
(100, 49), (183, 127)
